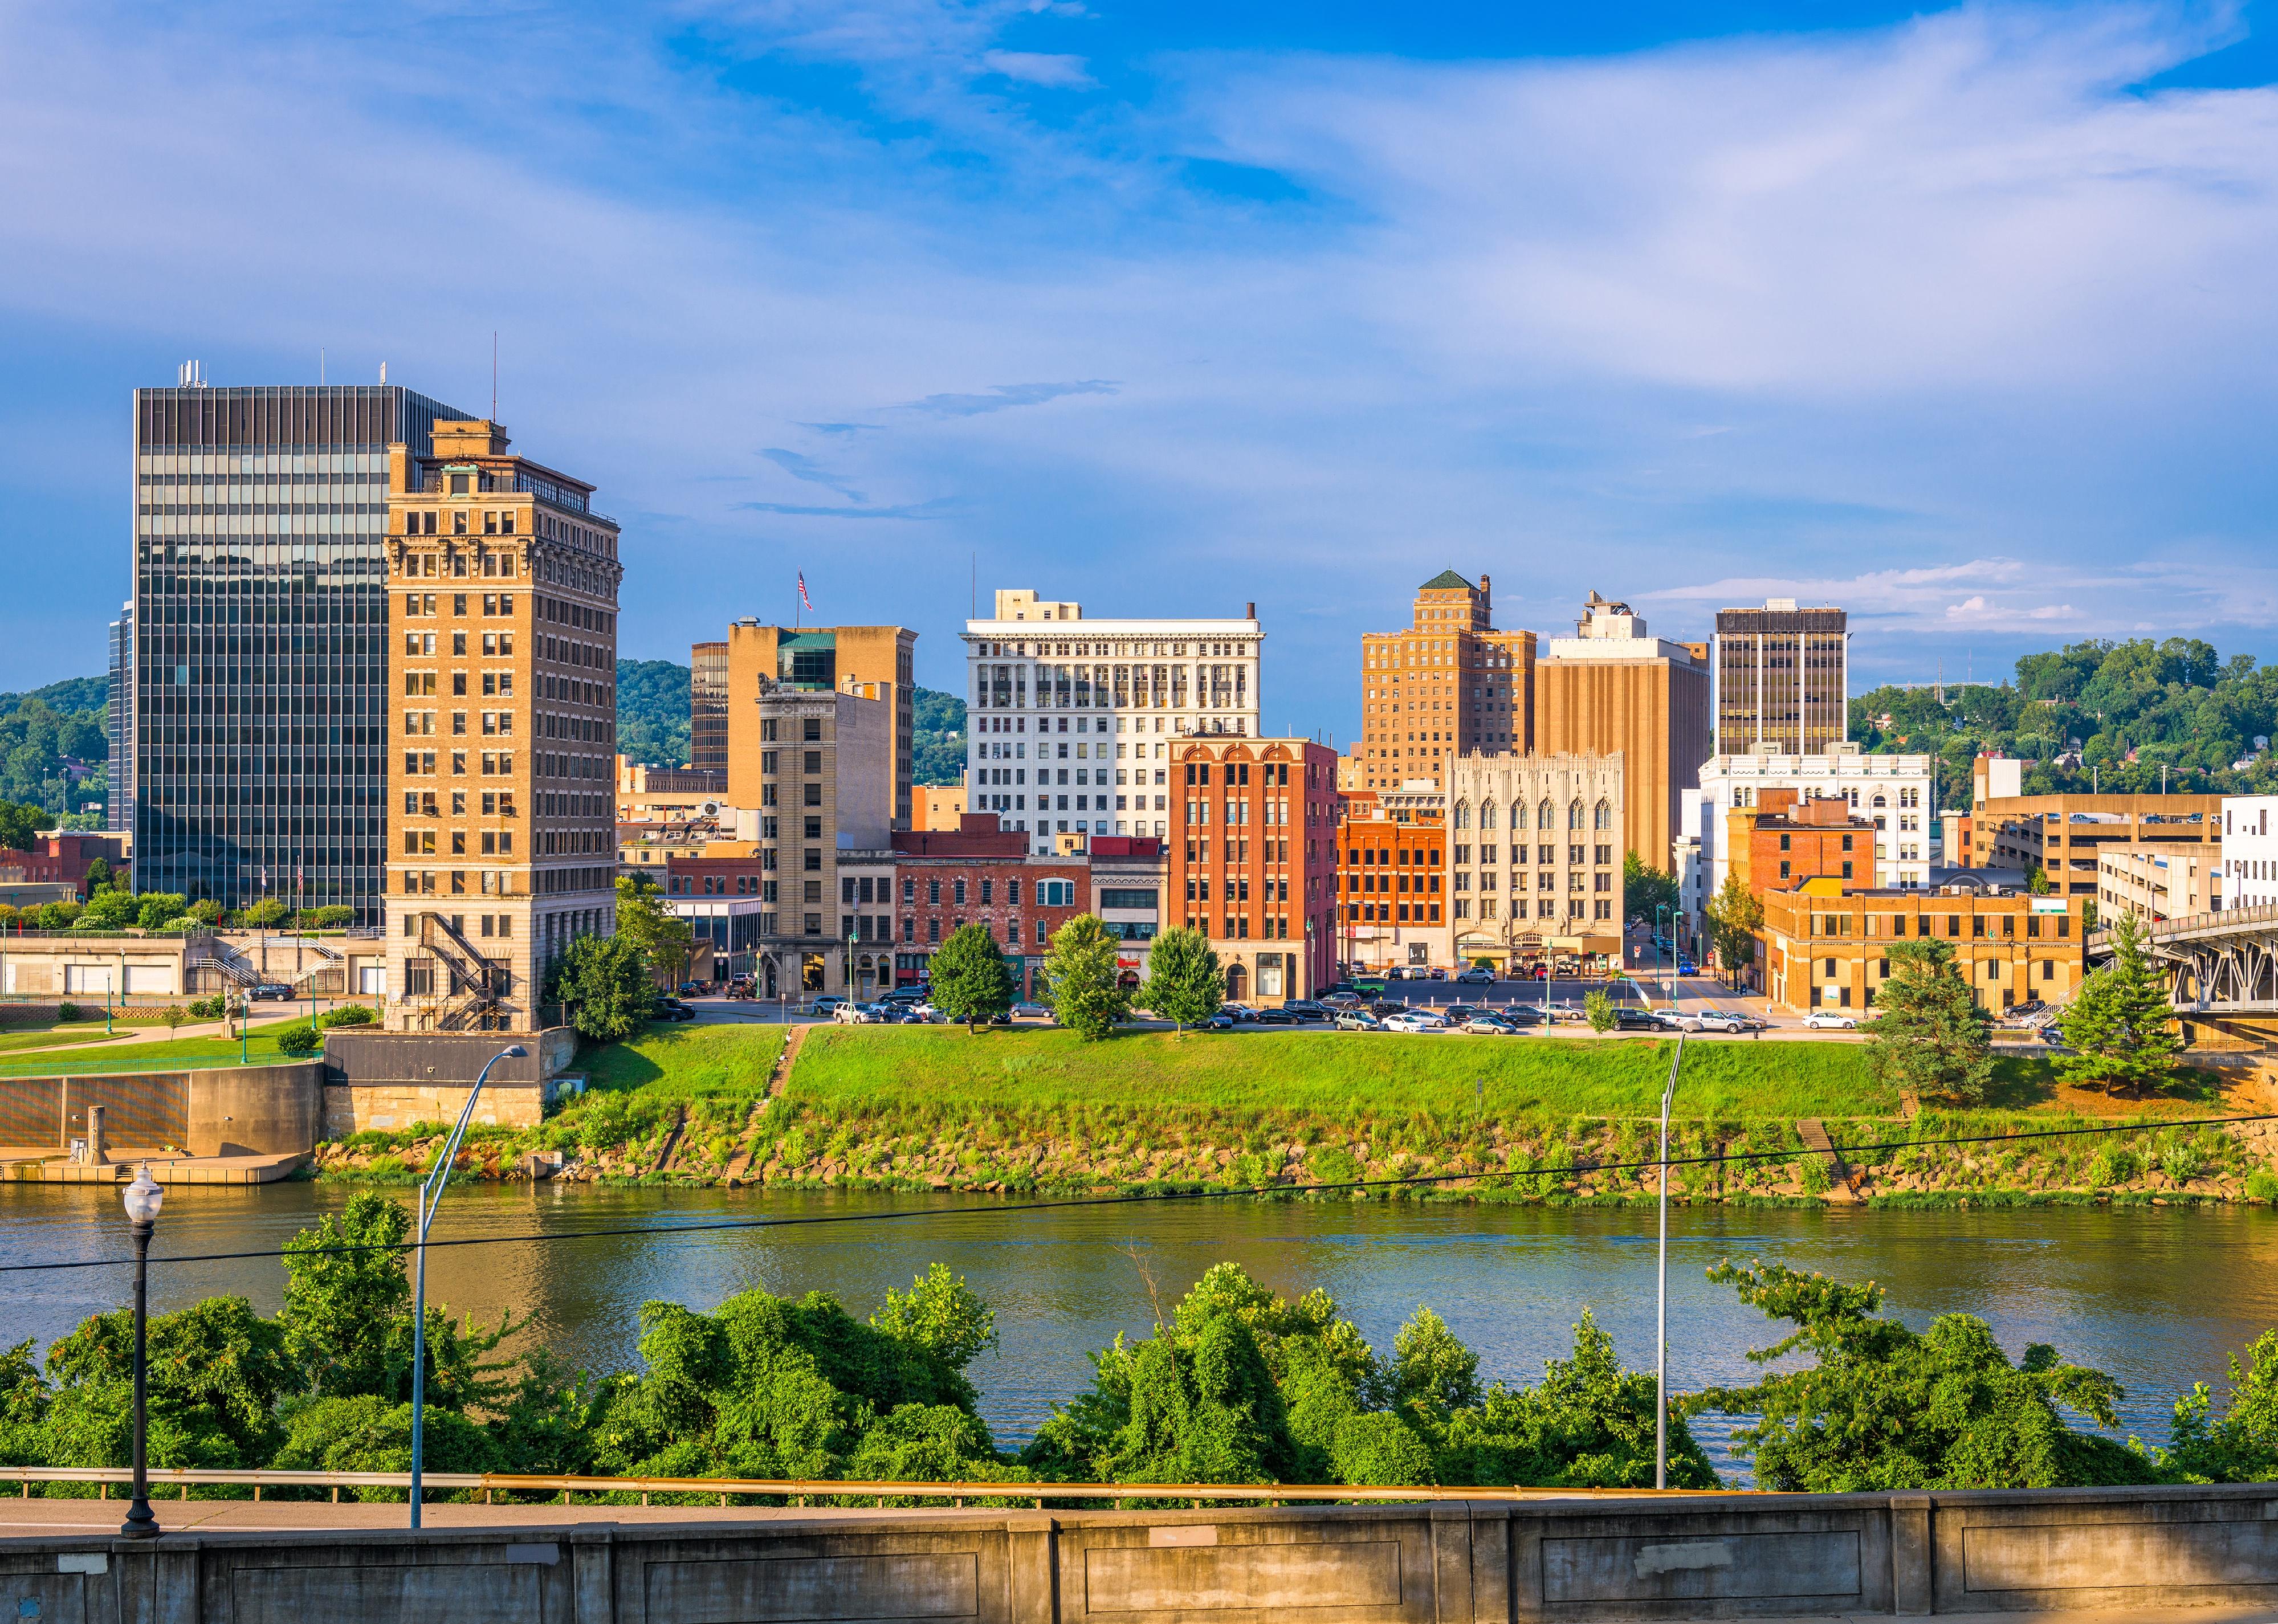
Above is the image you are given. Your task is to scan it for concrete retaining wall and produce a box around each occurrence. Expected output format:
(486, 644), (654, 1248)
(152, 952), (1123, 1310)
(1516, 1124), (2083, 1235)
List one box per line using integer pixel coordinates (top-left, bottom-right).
(0, 1064), (323, 1156)
(320, 1027), (579, 1137)
(16, 1484), (2278, 1621)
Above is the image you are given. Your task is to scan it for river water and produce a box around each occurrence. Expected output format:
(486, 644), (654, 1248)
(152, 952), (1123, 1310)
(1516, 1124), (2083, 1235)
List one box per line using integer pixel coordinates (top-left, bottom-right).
(9, 1184), (2276, 1475)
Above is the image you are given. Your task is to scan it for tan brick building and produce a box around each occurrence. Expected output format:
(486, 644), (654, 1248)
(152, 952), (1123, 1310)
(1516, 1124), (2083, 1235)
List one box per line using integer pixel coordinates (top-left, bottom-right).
(2097, 843), (2219, 924)
(1533, 592), (1710, 882)
(1760, 883), (2084, 1014)
(914, 786), (967, 830)
(382, 419), (620, 1032)
(1357, 571), (1534, 793)
(1445, 752), (1625, 970)
(1971, 794), (2222, 898)
(744, 678), (895, 997)
(716, 621), (917, 828)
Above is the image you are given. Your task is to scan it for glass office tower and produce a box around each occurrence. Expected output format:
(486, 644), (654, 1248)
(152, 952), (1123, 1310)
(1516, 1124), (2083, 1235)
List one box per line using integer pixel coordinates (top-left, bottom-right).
(107, 602), (133, 835)
(132, 383), (467, 920)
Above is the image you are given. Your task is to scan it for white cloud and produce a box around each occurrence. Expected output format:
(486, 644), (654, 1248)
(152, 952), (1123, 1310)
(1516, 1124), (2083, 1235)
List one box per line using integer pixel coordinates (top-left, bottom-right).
(980, 50), (1095, 88)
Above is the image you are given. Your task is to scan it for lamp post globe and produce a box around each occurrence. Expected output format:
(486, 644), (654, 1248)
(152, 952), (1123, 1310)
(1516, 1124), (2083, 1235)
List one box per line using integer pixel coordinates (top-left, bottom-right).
(120, 1164), (165, 1539)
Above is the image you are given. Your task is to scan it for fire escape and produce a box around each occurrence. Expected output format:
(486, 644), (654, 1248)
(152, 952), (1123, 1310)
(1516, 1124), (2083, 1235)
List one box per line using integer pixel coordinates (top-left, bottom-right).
(418, 912), (507, 1030)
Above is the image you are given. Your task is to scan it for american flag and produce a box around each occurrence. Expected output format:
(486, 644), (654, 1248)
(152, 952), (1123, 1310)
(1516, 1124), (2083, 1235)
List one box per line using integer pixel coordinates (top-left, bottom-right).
(797, 572), (813, 613)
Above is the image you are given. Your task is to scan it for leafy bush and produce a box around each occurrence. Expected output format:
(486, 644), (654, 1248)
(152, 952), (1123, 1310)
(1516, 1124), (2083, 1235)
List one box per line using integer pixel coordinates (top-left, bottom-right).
(186, 995), (227, 1021)
(56, 1001), (80, 1022)
(2248, 1169), (2278, 1205)
(2159, 1137), (2209, 1185)
(275, 1022), (321, 1057)
(315, 1005), (374, 1030)
(2088, 1145), (2140, 1188)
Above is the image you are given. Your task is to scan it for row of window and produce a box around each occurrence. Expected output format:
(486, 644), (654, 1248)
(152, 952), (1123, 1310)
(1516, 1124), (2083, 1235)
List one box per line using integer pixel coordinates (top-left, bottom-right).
(404, 828), (516, 855)
(1803, 911), (2072, 939)
(404, 630), (515, 657)
(1446, 844), (1609, 867)
(403, 709), (515, 737)
(402, 790), (517, 817)
(398, 868), (519, 895)
(1439, 898), (1613, 921)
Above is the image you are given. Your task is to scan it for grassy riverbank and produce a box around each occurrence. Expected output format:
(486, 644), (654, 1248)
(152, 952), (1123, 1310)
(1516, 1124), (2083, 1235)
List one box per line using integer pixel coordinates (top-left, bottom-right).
(306, 1021), (2278, 1207)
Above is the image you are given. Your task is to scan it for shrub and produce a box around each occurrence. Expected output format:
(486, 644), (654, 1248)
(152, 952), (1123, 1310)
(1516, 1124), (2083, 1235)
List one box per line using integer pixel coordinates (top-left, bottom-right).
(56, 1001), (80, 1022)
(186, 995), (227, 1021)
(2247, 1169), (2278, 1205)
(2087, 1145), (2140, 1188)
(2161, 1138), (2210, 1185)
(275, 1022), (322, 1057)
(316, 1005), (375, 1030)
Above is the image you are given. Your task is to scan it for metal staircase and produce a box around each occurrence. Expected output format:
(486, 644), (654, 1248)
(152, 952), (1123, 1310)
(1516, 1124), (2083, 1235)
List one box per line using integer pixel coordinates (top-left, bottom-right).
(189, 937), (260, 989)
(418, 912), (505, 1030)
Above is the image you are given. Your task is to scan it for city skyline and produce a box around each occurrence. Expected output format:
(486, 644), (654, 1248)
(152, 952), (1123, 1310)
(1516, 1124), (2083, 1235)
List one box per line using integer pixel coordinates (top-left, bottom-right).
(7, 1), (2278, 744)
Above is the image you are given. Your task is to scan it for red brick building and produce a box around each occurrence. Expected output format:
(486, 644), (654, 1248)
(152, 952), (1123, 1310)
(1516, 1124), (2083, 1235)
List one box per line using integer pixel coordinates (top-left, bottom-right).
(0, 833), (129, 899)
(1334, 787), (1448, 973)
(1748, 790), (1876, 893)
(1167, 737), (1340, 1003)
(894, 815), (1094, 996)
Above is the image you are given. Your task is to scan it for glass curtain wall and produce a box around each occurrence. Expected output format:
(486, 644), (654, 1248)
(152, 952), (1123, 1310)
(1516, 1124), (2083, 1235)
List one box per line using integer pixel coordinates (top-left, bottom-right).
(131, 385), (466, 922)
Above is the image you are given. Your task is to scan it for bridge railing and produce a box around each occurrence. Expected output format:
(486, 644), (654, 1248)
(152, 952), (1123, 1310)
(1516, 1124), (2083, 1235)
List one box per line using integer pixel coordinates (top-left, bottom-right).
(2107, 899), (2278, 952)
(0, 1463), (1745, 1507)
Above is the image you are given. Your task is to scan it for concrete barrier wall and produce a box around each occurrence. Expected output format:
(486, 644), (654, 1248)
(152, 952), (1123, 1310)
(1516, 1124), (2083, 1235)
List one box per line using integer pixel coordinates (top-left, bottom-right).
(0, 1064), (321, 1156)
(187, 1063), (324, 1157)
(16, 1483), (2278, 1622)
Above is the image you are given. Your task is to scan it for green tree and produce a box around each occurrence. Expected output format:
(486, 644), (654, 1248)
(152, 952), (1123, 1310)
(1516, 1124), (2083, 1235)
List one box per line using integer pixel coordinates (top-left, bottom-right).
(1689, 1260), (2150, 1491)
(2026, 866), (2054, 895)
(282, 1194), (414, 1399)
(929, 923), (1014, 1032)
(79, 889), (137, 930)
(2155, 1328), (2278, 1483)
(1042, 913), (1128, 1039)
(136, 892), (188, 930)
(82, 856), (112, 892)
(311, 904), (356, 929)
(0, 799), (40, 853)
(1704, 874), (1763, 988)
(1583, 988), (1615, 1033)
(185, 899), (222, 926)
(615, 872), (696, 985)
(38, 1296), (297, 1472)
(1865, 937), (1994, 1105)
(2056, 913), (2179, 1096)
(1622, 851), (1678, 924)
(1138, 925), (1222, 1032)
(555, 933), (654, 1042)
(243, 897), (287, 927)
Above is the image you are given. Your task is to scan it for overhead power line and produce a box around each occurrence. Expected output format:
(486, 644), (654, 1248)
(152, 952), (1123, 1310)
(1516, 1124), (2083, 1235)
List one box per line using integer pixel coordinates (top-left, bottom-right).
(6, 1112), (2266, 1278)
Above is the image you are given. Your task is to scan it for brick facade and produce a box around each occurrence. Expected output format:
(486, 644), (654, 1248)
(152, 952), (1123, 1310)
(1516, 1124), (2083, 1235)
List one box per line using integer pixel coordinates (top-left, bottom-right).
(1167, 737), (1340, 1003)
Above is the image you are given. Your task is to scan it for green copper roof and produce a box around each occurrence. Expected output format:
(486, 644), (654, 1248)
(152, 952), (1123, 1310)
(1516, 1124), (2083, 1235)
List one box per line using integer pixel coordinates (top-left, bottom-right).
(1419, 570), (1474, 590)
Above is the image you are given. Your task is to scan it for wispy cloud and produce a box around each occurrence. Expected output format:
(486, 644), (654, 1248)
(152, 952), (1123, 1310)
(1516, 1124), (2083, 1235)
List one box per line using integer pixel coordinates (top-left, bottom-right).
(761, 447), (866, 503)
(895, 380), (1120, 417)
(979, 50), (1094, 89)
(731, 498), (958, 520)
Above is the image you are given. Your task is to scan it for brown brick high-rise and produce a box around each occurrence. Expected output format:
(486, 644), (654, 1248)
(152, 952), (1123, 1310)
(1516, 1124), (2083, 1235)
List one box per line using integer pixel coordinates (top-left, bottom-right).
(1358, 571), (1534, 793)
(382, 419), (620, 1032)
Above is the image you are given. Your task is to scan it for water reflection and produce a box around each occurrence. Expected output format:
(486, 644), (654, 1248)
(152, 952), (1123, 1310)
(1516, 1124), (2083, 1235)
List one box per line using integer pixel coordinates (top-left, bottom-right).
(9, 1183), (2275, 1472)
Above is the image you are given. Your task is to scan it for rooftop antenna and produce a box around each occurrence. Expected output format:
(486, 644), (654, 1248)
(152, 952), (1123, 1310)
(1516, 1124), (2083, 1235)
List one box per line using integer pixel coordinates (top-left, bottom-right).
(491, 331), (498, 421)
(380, 361), (388, 384)
(319, 348), (325, 385)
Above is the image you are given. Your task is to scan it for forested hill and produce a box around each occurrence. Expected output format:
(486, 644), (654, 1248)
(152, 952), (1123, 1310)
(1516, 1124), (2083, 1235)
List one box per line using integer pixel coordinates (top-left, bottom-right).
(0, 677), (109, 824)
(613, 658), (967, 781)
(1852, 636), (2278, 806)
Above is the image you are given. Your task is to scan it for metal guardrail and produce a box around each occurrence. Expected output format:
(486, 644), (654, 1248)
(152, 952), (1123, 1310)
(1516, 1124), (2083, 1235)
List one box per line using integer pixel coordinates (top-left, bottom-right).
(0, 1465), (1746, 1507)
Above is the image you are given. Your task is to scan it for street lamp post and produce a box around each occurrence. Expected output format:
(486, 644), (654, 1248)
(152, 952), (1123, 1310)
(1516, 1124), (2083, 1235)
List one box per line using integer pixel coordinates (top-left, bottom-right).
(409, 1043), (526, 1528)
(1655, 1034), (1685, 1490)
(1656, 904), (1673, 1010)
(119, 1164), (166, 1539)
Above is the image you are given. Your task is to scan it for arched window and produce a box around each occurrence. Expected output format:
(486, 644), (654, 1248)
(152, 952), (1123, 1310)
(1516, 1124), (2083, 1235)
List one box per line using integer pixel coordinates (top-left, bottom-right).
(1480, 801), (1497, 830)
(1538, 799), (1554, 830)
(1568, 799), (1584, 831)
(1453, 801), (1471, 830)
(1594, 799), (1611, 831)
(1872, 794), (1887, 808)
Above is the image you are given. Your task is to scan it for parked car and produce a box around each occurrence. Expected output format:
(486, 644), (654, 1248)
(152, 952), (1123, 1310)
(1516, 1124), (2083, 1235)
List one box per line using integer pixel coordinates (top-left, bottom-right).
(1323, 981), (1358, 999)
(1352, 977), (1388, 995)
(1801, 1010), (1858, 1030)
(1675, 958), (1699, 976)
(650, 998), (696, 1022)
(1220, 1003), (1258, 1023)
(1454, 966), (1497, 985)
(1203, 1011), (1237, 1030)
(1499, 1004), (1549, 1026)
(1425, 967), (1447, 981)
(1334, 1010), (1386, 1031)
(1382, 1009), (1448, 1032)
(1252, 1007), (1299, 1025)
(1009, 1001), (1052, 1020)
(252, 982), (294, 1001)
(832, 1002), (882, 1024)
(1611, 1007), (1665, 1031)
(1687, 1007), (1766, 1033)
(879, 1005), (927, 1023)
(1320, 991), (1363, 1011)
(1282, 999), (1329, 1021)
(677, 981), (706, 997)
(1461, 1014), (1519, 1035)
(809, 995), (847, 1015)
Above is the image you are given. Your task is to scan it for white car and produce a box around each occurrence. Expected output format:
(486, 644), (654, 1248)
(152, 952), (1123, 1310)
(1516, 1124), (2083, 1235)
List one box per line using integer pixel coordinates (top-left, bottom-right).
(1382, 1010), (1449, 1032)
(1686, 1007), (1766, 1034)
(1801, 1010), (1857, 1030)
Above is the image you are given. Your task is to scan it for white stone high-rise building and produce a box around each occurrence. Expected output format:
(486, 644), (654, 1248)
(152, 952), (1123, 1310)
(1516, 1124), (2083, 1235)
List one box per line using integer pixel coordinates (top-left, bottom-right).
(1674, 749), (1935, 935)
(963, 589), (1262, 854)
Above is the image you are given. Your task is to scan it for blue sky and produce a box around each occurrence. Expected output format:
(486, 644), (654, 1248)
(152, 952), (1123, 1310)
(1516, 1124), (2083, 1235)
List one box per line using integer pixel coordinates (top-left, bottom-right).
(4, 0), (2276, 744)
